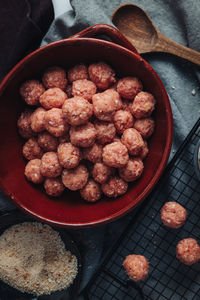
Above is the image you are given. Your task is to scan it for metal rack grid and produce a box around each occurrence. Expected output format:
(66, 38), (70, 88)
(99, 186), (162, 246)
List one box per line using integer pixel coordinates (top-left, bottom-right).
(82, 118), (200, 300)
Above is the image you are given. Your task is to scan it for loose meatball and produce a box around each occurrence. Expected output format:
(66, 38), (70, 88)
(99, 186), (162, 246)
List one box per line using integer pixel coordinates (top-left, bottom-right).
(70, 122), (96, 148)
(80, 179), (101, 202)
(119, 158), (144, 182)
(132, 92), (156, 119)
(62, 97), (93, 126)
(92, 89), (122, 121)
(89, 62), (116, 90)
(123, 255), (149, 282)
(94, 120), (116, 144)
(176, 238), (200, 265)
(72, 79), (96, 101)
(65, 85), (72, 98)
(24, 159), (44, 184)
(92, 162), (113, 184)
(57, 142), (81, 169)
(160, 202), (187, 228)
(41, 152), (62, 178)
(68, 64), (88, 82)
(102, 176), (128, 197)
(134, 118), (155, 139)
(122, 99), (133, 114)
(102, 142), (129, 168)
(38, 132), (58, 151)
(44, 177), (65, 197)
(20, 80), (45, 105)
(17, 109), (35, 139)
(42, 66), (67, 90)
(22, 138), (43, 160)
(45, 108), (69, 137)
(82, 143), (103, 163)
(39, 88), (67, 110)
(30, 107), (46, 132)
(117, 77), (142, 100)
(62, 164), (89, 191)
(140, 140), (149, 160)
(121, 128), (144, 156)
(113, 110), (134, 134)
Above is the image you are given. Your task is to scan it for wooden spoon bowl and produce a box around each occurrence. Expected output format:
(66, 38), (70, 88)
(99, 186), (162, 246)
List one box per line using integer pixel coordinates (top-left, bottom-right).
(112, 4), (200, 65)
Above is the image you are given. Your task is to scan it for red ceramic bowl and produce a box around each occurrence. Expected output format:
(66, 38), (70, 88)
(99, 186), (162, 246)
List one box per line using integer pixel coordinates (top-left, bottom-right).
(0, 24), (173, 228)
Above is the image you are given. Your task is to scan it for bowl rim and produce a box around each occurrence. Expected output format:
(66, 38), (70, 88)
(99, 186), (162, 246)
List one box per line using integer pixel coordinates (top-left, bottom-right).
(0, 37), (173, 228)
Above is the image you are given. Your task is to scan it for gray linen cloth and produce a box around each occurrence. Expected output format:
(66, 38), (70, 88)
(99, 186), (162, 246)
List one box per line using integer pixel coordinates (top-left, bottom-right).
(1, 0), (200, 297)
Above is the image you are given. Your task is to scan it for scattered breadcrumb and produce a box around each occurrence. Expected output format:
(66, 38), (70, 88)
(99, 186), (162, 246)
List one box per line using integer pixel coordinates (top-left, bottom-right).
(191, 89), (196, 96)
(0, 222), (77, 296)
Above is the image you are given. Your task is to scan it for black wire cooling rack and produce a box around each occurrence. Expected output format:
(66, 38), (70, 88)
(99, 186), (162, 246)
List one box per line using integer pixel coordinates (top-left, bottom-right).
(81, 117), (200, 300)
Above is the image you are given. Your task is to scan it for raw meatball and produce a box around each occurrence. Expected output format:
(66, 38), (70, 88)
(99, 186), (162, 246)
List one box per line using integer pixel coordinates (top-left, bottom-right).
(176, 238), (200, 265)
(58, 135), (70, 144)
(20, 80), (45, 105)
(22, 138), (43, 160)
(42, 66), (67, 90)
(44, 177), (65, 197)
(132, 92), (156, 119)
(94, 120), (116, 144)
(134, 118), (155, 139)
(119, 158), (144, 182)
(117, 77), (142, 100)
(41, 152), (62, 178)
(113, 110), (134, 134)
(161, 202), (187, 228)
(140, 140), (149, 160)
(102, 142), (129, 168)
(30, 107), (46, 132)
(92, 89), (122, 121)
(65, 85), (72, 98)
(68, 64), (88, 82)
(62, 96), (93, 126)
(82, 143), (103, 163)
(57, 142), (81, 169)
(123, 255), (149, 282)
(45, 108), (69, 137)
(121, 128), (144, 156)
(92, 162), (113, 184)
(17, 109), (35, 139)
(89, 62), (116, 90)
(102, 176), (128, 198)
(25, 159), (44, 184)
(122, 99), (133, 114)
(39, 88), (67, 109)
(80, 179), (101, 202)
(62, 164), (89, 190)
(70, 122), (96, 148)
(38, 132), (58, 151)
(72, 79), (96, 101)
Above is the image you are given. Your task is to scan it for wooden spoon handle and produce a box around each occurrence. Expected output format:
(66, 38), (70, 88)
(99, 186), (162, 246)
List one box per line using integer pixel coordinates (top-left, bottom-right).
(155, 32), (200, 66)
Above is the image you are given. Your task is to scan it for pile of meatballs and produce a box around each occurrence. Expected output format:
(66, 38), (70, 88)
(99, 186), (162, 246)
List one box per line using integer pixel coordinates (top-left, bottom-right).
(17, 62), (156, 202)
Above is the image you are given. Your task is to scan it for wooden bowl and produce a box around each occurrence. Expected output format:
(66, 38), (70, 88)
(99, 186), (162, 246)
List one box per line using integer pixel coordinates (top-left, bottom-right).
(0, 24), (173, 228)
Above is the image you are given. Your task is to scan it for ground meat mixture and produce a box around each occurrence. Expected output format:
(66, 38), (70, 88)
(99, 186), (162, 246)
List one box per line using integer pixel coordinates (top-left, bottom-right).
(42, 66), (67, 90)
(62, 164), (89, 191)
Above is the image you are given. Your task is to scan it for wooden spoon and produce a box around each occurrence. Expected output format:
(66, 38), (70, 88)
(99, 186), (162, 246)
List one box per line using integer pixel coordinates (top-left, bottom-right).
(112, 4), (200, 65)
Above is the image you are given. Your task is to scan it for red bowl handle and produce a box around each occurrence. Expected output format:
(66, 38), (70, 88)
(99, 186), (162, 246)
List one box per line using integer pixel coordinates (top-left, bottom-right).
(70, 24), (139, 55)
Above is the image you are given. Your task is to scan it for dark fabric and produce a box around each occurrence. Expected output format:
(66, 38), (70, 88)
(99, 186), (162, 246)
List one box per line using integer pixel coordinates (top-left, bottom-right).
(0, 0), (54, 81)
